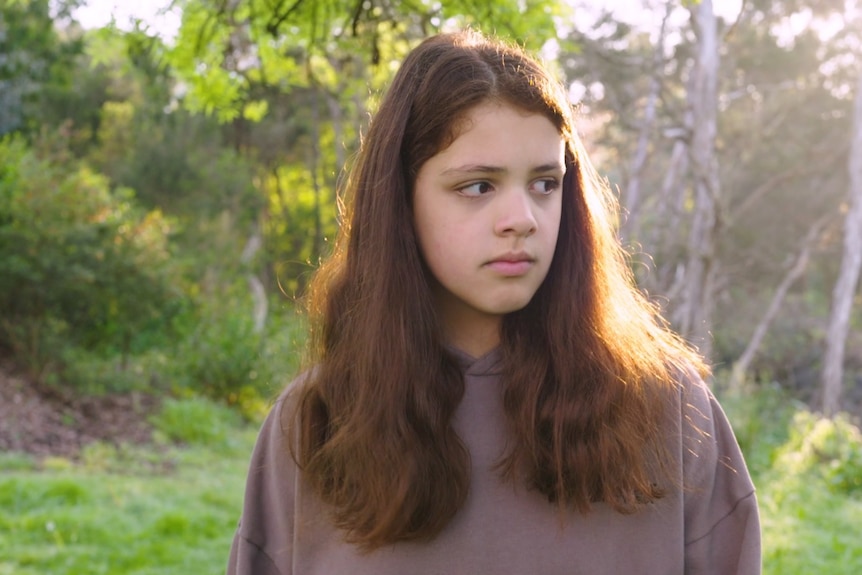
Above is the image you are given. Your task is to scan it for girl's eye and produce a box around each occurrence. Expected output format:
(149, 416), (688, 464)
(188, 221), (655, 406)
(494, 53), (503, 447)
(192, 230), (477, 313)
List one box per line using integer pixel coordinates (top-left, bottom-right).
(457, 181), (494, 197)
(530, 178), (560, 195)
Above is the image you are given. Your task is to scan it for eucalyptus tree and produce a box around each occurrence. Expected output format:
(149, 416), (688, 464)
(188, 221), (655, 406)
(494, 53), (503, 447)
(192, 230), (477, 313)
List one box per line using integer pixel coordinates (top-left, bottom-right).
(823, 56), (862, 417)
(674, 0), (720, 357)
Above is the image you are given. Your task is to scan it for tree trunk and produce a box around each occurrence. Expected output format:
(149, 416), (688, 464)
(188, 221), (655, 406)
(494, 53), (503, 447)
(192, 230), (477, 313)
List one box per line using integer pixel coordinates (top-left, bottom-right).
(821, 62), (862, 417)
(645, 134), (688, 297)
(241, 226), (268, 334)
(673, 0), (721, 359)
(621, 4), (672, 243)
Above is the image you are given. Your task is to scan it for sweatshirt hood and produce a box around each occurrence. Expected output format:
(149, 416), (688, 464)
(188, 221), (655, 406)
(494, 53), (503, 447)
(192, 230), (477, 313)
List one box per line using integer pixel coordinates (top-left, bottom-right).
(447, 346), (504, 377)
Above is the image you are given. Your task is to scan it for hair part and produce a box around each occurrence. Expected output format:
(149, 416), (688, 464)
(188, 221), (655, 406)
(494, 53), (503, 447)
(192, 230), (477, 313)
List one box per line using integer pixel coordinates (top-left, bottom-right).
(290, 29), (707, 551)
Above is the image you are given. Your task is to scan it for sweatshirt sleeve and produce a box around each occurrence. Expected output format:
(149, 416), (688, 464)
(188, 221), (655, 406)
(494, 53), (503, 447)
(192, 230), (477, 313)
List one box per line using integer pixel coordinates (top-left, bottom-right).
(227, 396), (298, 575)
(681, 377), (762, 575)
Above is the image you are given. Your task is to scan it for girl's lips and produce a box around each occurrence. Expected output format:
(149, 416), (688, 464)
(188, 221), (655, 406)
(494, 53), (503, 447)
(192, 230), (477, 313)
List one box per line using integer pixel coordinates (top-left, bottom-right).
(485, 258), (534, 276)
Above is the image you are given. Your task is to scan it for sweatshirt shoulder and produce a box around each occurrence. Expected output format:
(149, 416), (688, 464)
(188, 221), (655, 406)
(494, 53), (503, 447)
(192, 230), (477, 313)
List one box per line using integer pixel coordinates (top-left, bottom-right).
(675, 371), (762, 573)
(676, 372), (750, 488)
(227, 375), (313, 575)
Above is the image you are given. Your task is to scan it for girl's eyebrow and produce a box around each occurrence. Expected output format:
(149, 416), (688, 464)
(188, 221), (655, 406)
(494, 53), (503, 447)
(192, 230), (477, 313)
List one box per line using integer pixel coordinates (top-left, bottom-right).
(440, 162), (565, 177)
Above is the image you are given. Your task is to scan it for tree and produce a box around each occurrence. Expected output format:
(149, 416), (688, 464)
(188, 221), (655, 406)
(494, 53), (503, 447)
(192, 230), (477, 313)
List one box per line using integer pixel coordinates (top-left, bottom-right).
(560, 1), (723, 357)
(620, 3), (674, 242)
(559, 0), (858, 385)
(822, 59), (862, 416)
(0, 136), (182, 377)
(0, 0), (83, 136)
(669, 0), (721, 358)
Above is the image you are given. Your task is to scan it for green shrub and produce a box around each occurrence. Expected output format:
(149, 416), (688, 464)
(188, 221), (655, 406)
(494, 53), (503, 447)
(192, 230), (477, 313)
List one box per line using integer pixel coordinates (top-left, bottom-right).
(0, 316), (69, 384)
(149, 397), (241, 447)
(773, 411), (862, 496)
(757, 409), (862, 574)
(172, 299), (262, 400)
(0, 137), (185, 384)
(253, 309), (307, 390)
(167, 297), (304, 415)
(716, 379), (800, 476)
(57, 345), (176, 394)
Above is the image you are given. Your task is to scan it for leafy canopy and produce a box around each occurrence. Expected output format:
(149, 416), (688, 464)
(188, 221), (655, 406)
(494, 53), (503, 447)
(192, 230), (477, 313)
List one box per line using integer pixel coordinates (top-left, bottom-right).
(169, 0), (568, 121)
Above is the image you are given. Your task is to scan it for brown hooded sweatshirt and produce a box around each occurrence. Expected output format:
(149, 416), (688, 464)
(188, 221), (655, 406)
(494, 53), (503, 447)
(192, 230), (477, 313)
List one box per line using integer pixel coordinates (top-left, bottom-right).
(227, 348), (761, 575)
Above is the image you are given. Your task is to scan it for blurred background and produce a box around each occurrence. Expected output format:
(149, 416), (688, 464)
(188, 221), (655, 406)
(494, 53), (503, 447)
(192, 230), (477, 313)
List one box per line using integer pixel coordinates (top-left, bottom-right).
(0, 0), (860, 573)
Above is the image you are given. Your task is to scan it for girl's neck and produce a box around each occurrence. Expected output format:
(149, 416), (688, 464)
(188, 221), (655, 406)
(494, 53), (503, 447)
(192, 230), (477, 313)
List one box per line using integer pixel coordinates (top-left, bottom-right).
(440, 310), (501, 359)
(429, 280), (502, 358)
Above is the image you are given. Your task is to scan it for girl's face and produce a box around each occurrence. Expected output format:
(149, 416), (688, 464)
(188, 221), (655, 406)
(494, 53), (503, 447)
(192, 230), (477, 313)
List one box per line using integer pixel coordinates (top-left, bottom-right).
(412, 102), (565, 356)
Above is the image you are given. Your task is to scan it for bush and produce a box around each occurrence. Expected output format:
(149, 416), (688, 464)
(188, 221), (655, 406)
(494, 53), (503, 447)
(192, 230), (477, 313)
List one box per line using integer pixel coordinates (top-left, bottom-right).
(59, 346), (171, 394)
(167, 295), (305, 413)
(0, 136), (185, 383)
(717, 379), (800, 476)
(149, 396), (242, 446)
(170, 295), (263, 400)
(773, 411), (862, 496)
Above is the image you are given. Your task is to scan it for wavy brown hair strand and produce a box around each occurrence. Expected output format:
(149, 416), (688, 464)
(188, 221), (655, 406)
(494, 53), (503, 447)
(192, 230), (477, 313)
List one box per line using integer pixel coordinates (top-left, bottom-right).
(497, 140), (703, 512)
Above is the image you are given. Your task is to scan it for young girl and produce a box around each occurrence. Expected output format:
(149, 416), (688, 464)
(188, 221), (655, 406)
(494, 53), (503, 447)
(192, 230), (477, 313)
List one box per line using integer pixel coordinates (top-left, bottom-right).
(227, 30), (761, 575)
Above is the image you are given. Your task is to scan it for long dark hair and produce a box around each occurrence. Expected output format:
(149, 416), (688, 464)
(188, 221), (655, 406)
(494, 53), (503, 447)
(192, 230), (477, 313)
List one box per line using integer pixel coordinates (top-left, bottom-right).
(290, 30), (707, 551)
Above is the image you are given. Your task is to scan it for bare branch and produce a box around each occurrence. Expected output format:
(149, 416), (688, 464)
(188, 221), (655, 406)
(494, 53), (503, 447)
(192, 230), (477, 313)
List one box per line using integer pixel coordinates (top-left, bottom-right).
(729, 213), (833, 390)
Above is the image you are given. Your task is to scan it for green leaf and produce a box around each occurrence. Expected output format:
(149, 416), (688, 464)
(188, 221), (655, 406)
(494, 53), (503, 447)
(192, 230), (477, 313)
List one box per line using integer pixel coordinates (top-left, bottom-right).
(242, 99), (269, 122)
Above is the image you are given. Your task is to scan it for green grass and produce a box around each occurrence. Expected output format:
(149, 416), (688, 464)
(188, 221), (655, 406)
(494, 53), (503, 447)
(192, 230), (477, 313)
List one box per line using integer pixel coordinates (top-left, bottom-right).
(0, 416), (258, 575)
(759, 470), (862, 574)
(1, 393), (860, 574)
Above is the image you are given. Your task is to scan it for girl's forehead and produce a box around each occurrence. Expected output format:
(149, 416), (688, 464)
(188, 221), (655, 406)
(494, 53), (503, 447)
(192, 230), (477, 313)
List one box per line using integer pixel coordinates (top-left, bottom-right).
(439, 102), (560, 152)
(420, 103), (566, 176)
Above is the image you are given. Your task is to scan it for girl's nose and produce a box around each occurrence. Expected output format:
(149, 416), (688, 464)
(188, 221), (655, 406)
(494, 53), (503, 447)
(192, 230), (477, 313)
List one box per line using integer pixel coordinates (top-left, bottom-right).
(494, 190), (538, 237)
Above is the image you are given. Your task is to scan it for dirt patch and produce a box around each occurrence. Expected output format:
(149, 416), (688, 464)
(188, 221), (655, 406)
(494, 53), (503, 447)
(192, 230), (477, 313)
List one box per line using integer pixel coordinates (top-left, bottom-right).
(0, 361), (161, 460)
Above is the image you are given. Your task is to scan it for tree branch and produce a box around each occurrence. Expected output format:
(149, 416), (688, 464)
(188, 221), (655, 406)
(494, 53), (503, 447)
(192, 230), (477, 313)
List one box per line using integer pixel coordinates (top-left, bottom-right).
(267, 0), (306, 36)
(729, 213), (833, 390)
